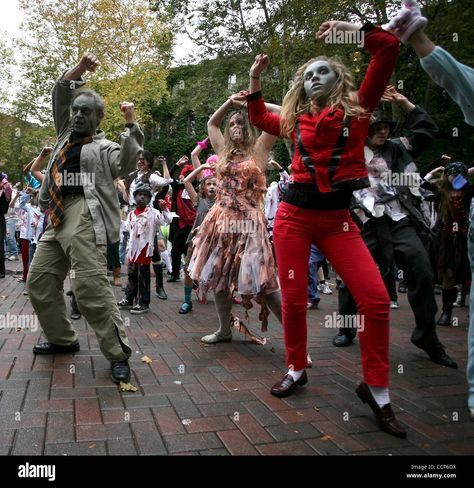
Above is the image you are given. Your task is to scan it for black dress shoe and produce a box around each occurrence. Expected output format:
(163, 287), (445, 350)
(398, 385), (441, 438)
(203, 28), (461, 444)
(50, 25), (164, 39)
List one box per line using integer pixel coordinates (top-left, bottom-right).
(332, 331), (355, 347)
(425, 343), (458, 368)
(111, 360), (131, 383)
(411, 337), (458, 368)
(270, 370), (308, 398)
(356, 382), (407, 438)
(167, 276), (180, 283)
(33, 341), (80, 355)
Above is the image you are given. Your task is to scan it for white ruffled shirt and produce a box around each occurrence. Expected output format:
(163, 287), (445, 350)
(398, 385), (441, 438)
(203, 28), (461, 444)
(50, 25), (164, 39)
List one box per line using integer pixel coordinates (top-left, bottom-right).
(127, 206), (175, 262)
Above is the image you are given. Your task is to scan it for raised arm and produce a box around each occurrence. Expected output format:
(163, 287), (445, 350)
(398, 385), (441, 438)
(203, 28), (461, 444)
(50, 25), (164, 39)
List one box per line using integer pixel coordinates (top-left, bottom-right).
(207, 99), (235, 155)
(246, 55), (282, 137)
(191, 138), (208, 169)
(317, 21), (399, 113)
(52, 53), (98, 136)
(108, 102), (144, 179)
(30, 147), (52, 183)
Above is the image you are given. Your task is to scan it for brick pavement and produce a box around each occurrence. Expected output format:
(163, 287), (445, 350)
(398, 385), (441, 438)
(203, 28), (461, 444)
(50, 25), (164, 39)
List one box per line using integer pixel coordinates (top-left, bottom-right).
(0, 260), (473, 456)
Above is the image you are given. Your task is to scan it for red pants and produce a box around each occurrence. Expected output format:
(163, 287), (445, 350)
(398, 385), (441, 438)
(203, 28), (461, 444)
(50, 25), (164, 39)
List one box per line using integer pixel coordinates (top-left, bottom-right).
(273, 202), (390, 387)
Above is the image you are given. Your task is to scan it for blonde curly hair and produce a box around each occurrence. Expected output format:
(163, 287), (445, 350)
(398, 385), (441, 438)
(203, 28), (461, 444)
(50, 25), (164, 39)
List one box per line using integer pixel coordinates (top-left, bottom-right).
(280, 56), (367, 139)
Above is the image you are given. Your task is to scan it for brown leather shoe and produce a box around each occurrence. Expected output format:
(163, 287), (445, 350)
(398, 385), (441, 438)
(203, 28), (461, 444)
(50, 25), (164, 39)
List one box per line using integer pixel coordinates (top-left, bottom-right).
(356, 382), (407, 438)
(270, 370), (308, 398)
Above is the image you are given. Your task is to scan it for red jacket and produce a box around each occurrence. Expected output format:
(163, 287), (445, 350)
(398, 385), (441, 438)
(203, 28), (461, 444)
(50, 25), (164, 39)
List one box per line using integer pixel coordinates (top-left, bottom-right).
(247, 24), (400, 192)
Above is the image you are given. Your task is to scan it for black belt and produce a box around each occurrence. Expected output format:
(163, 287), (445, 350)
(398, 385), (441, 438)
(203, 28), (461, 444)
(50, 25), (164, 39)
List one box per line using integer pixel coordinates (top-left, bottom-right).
(283, 183), (352, 210)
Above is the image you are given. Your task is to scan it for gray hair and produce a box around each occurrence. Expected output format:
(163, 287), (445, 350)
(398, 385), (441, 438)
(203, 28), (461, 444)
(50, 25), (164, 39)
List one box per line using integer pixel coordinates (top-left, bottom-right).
(73, 89), (105, 121)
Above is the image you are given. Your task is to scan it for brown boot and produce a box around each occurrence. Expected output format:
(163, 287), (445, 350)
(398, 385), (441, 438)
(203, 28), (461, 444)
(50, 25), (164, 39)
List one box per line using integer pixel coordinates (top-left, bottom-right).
(113, 267), (122, 287)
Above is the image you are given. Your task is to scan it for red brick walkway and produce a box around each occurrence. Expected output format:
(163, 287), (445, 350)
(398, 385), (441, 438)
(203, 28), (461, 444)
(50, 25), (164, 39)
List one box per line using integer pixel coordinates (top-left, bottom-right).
(0, 260), (473, 456)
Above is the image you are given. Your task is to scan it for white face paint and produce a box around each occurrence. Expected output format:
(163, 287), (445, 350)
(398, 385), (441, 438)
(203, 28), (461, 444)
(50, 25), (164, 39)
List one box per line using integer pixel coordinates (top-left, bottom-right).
(303, 60), (338, 101)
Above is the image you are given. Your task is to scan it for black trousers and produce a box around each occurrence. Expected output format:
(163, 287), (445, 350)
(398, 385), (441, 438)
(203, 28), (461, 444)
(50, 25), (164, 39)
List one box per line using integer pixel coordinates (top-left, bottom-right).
(0, 215), (5, 276)
(338, 216), (438, 346)
(125, 262), (151, 306)
(107, 241), (121, 269)
(170, 224), (192, 278)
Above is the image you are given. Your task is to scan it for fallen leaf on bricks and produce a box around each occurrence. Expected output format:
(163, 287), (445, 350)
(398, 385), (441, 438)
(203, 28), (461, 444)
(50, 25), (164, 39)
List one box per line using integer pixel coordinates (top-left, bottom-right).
(141, 355), (153, 364)
(182, 419), (192, 426)
(149, 333), (159, 338)
(270, 347), (275, 353)
(89, 443), (96, 449)
(119, 382), (138, 392)
(321, 435), (332, 441)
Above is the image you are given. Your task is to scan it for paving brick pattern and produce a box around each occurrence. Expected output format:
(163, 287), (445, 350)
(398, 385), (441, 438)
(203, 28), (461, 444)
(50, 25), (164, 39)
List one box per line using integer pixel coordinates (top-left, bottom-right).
(1, 261), (473, 456)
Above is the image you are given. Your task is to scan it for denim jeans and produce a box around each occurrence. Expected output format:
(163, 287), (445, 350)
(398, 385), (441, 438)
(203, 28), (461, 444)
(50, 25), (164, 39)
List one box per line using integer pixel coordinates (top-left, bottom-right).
(308, 244), (323, 303)
(467, 200), (474, 408)
(5, 219), (18, 257)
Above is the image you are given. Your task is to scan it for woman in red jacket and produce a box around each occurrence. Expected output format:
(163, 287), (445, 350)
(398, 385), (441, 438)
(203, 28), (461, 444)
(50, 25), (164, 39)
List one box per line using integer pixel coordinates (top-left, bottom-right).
(246, 20), (406, 438)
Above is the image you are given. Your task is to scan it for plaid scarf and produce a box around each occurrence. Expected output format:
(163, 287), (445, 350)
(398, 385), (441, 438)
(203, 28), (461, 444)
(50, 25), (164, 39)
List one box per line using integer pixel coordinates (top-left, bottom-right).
(48, 136), (92, 227)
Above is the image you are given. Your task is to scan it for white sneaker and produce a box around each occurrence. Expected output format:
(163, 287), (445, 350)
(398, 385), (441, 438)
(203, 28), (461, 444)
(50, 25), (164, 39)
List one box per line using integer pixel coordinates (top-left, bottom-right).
(390, 301), (400, 309)
(201, 331), (232, 344)
(453, 291), (464, 307)
(8, 255), (17, 261)
(320, 283), (332, 295)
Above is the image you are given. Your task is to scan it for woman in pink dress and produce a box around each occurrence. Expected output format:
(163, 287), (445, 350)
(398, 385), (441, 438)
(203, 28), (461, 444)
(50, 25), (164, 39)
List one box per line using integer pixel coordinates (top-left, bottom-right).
(188, 93), (284, 345)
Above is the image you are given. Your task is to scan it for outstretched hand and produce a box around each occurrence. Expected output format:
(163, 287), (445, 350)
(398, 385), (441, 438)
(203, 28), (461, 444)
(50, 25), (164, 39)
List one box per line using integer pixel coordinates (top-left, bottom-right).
(250, 54), (269, 77)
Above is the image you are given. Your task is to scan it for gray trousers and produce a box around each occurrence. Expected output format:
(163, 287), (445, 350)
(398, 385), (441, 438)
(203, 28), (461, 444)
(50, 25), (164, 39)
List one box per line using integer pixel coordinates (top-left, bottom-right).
(27, 195), (131, 361)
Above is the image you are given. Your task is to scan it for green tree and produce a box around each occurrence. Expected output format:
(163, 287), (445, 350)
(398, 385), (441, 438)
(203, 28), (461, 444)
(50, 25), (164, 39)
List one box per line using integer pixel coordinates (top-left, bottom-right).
(16, 0), (172, 129)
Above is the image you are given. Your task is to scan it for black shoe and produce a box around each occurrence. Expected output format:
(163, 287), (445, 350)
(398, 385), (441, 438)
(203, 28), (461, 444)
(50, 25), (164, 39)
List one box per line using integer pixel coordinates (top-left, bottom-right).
(270, 370), (308, 398)
(155, 287), (168, 299)
(33, 341), (80, 355)
(117, 298), (133, 309)
(398, 284), (407, 294)
(167, 276), (180, 282)
(130, 304), (149, 315)
(437, 311), (452, 326)
(356, 382), (407, 438)
(111, 360), (131, 383)
(412, 339), (458, 368)
(332, 331), (355, 347)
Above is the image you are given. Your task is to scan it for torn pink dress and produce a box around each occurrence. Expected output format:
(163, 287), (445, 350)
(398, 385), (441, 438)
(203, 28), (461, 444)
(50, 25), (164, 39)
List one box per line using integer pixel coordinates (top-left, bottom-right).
(188, 157), (279, 331)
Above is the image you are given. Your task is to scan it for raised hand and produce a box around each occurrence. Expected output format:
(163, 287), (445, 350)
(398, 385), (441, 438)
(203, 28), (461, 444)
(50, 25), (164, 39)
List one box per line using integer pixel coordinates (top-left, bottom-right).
(380, 85), (409, 105)
(229, 91), (248, 109)
(315, 21), (361, 41)
(79, 53), (99, 73)
(177, 156), (189, 167)
(268, 159), (282, 171)
(120, 101), (135, 123)
(40, 146), (53, 157)
(250, 54), (270, 77)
